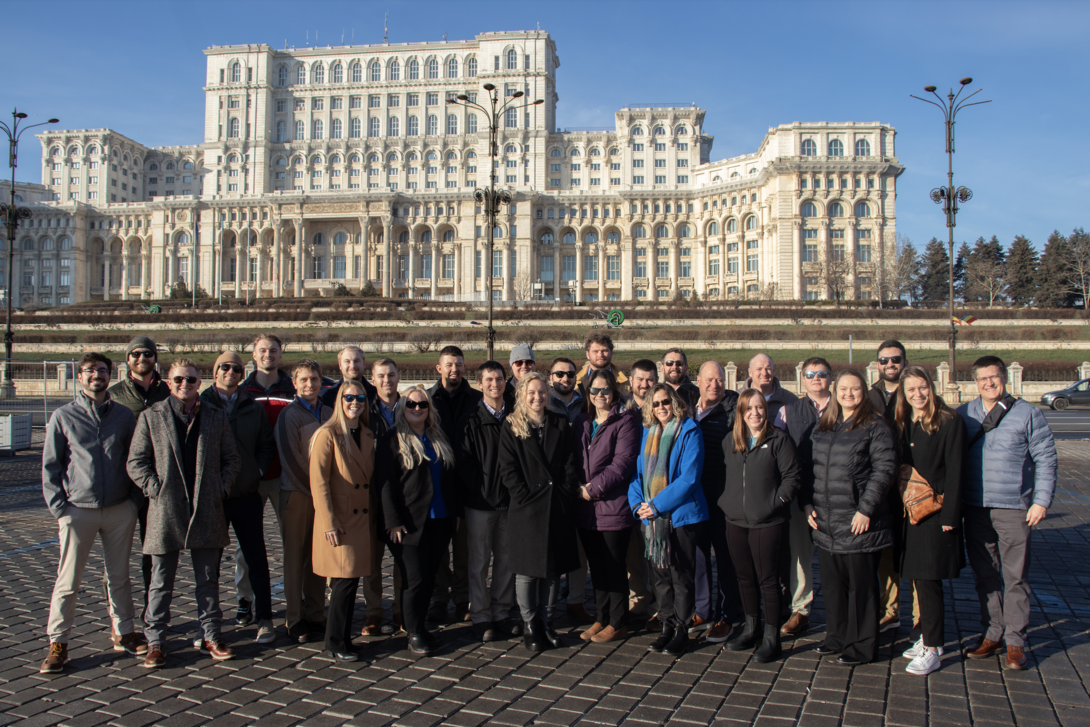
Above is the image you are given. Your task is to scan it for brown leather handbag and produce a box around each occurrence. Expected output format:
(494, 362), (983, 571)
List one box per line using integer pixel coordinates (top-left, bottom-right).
(898, 463), (943, 525)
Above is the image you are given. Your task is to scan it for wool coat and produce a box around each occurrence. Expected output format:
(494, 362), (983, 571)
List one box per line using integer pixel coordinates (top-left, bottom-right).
(898, 411), (967, 580)
(127, 399), (241, 554)
(497, 410), (582, 578)
(310, 425), (376, 579)
(573, 404), (641, 531)
(427, 377), (483, 451)
(377, 430), (463, 547)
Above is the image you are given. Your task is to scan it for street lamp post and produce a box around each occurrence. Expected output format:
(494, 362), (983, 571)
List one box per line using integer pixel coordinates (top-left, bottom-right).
(911, 79), (990, 398)
(0, 109), (59, 398)
(447, 85), (543, 361)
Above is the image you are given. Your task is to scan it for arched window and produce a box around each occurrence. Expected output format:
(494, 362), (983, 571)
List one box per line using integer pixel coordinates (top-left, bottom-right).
(312, 120), (323, 139)
(427, 59), (438, 79)
(350, 154), (360, 163)
(708, 221), (719, 235)
(165, 162), (175, 169)
(368, 117), (380, 137)
(331, 155), (341, 164)
(408, 59), (419, 79)
(855, 202), (872, 218)
(467, 57), (477, 77)
(730, 172), (740, 179)
(398, 231), (409, 243)
(42, 238), (54, 251)
(746, 216), (759, 230)
(728, 286), (739, 296)
(228, 118), (240, 138)
(631, 126), (644, 136)
(800, 139), (817, 156)
(331, 119), (343, 139)
(504, 108), (517, 128)
(67, 145), (79, 156)
(426, 152), (438, 161)
(50, 147), (60, 157)
(230, 62), (240, 82)
(655, 225), (668, 238)
(570, 149), (581, 157)
(507, 49), (518, 69)
(541, 232), (554, 245)
(350, 62), (362, 83)
(855, 139), (871, 157)
(387, 117), (399, 137)
(421, 230), (432, 243)
(585, 232), (599, 245)
(313, 233), (325, 246)
(22, 238), (33, 251)
(676, 125), (689, 135)
(563, 232), (575, 245)
(653, 126), (666, 136)
(828, 202), (843, 217)
(275, 121), (287, 142)
(727, 219), (739, 233)
(828, 139), (844, 156)
(277, 66), (288, 86)
(59, 236), (72, 250)
(387, 153), (398, 163)
(370, 61), (381, 82)
(446, 115), (458, 135)
(148, 163), (158, 171)
(176, 233), (189, 246)
(311, 155), (323, 166)
(334, 232), (347, 246)
(312, 63), (325, 84)
(228, 154), (239, 163)
(407, 116), (419, 136)
(590, 148), (601, 156)
(801, 202), (817, 218)
(447, 58), (458, 78)
(447, 152), (457, 160)
(467, 113), (478, 134)
(678, 224), (691, 238)
(332, 63), (343, 83)
(633, 224), (647, 238)
(350, 117), (362, 138)
(606, 232), (620, 244)
(550, 149), (561, 157)
(388, 59), (400, 80)
(506, 145), (518, 154)
(427, 115), (438, 135)
(493, 225), (504, 239)
(443, 230), (455, 242)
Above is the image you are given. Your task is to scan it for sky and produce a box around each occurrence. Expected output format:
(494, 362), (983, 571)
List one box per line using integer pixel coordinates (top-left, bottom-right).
(6, 0), (1089, 253)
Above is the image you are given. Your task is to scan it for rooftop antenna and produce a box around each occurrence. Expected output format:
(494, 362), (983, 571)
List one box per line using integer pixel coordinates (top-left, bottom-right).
(352, 28), (355, 44)
(443, 31), (448, 41)
(537, 21), (540, 32)
(384, 13), (388, 44)
(284, 38), (287, 50)
(305, 30), (309, 47)
(341, 30), (344, 45)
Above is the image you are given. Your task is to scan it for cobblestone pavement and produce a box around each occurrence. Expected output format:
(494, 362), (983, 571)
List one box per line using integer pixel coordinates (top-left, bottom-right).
(3, 434), (1090, 727)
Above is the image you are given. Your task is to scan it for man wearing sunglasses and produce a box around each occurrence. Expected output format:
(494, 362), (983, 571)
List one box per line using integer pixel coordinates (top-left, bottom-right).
(320, 346), (377, 410)
(504, 343), (536, 410)
(662, 348), (700, 407)
(869, 339), (907, 421)
(547, 357), (583, 423)
(776, 356), (833, 639)
(199, 352), (277, 645)
(41, 353), (141, 674)
(127, 358), (241, 668)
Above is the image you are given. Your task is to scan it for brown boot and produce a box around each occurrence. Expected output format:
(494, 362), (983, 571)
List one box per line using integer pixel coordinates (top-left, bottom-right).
(1004, 645), (1028, 670)
(780, 612), (810, 637)
(40, 643), (68, 674)
(115, 631), (149, 656)
(360, 616), (384, 637)
(143, 643), (166, 669)
(591, 625), (628, 644)
(966, 637), (1003, 659)
(581, 623), (604, 641)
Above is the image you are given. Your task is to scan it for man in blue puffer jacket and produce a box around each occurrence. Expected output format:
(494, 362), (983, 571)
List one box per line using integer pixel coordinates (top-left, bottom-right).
(958, 355), (1057, 671)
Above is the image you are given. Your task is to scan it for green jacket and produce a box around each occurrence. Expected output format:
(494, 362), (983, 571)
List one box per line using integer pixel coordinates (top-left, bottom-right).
(107, 373), (170, 415)
(199, 386), (276, 499)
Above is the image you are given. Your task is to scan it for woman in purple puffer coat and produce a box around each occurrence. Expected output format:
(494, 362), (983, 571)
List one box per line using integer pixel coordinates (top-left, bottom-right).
(573, 369), (643, 644)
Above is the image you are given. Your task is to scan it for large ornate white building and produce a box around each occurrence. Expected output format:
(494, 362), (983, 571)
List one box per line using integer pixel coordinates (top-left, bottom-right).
(6, 30), (903, 307)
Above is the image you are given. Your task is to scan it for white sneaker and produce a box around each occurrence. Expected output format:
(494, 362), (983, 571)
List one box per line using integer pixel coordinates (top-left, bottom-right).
(903, 636), (943, 660)
(191, 633), (203, 649)
(906, 648), (942, 675)
(255, 619), (276, 644)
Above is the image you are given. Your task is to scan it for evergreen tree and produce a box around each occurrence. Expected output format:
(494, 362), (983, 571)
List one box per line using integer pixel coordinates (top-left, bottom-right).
(918, 237), (951, 303)
(1036, 230), (1077, 308)
(954, 241), (971, 301)
(1004, 235), (1039, 307)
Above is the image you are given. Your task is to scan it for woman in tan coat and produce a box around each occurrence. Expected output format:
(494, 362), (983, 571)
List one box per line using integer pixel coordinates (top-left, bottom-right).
(309, 381), (375, 662)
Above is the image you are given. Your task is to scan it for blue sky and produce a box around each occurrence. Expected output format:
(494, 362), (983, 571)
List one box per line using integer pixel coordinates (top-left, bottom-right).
(7, 0), (1088, 252)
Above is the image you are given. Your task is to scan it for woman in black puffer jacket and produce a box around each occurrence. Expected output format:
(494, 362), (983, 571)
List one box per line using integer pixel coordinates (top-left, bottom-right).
(800, 369), (896, 666)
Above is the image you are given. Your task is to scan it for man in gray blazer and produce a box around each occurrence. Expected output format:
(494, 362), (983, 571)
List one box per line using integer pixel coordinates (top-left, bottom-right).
(127, 358), (241, 668)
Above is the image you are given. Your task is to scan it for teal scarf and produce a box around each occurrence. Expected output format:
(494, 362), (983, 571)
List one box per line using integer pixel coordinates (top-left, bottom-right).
(641, 417), (680, 568)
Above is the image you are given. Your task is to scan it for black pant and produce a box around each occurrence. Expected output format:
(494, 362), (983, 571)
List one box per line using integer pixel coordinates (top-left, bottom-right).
(578, 527), (632, 628)
(726, 521), (784, 627)
(223, 492), (273, 621)
(914, 579), (944, 649)
(326, 577), (360, 653)
(649, 521), (705, 628)
(817, 548), (881, 663)
(699, 510), (743, 623)
(389, 517), (455, 636)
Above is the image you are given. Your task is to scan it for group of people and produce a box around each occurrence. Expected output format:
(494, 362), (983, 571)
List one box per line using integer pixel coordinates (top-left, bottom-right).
(39, 331), (1058, 679)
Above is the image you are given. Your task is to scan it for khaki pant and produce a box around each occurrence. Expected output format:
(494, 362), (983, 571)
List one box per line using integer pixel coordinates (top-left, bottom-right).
(878, 547), (900, 620)
(236, 477), (283, 602)
(48, 500), (138, 642)
(279, 489), (326, 629)
(787, 507), (815, 615)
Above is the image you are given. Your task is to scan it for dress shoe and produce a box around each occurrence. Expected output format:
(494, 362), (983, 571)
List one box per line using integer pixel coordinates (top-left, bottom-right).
(288, 623), (310, 644)
(814, 644), (840, 656)
(837, 655), (864, 666)
(780, 612), (810, 637)
(543, 620), (564, 648)
(305, 620), (327, 636)
(40, 643), (68, 674)
(567, 602), (595, 624)
(472, 622), (496, 642)
(115, 631), (149, 656)
(235, 598), (253, 626)
(495, 618), (522, 638)
(199, 639), (235, 661)
(1004, 645), (1028, 670)
(591, 625), (627, 644)
(727, 616), (761, 652)
(389, 613), (405, 636)
(645, 615), (663, 632)
(454, 602), (471, 622)
(143, 643), (166, 669)
(523, 619), (546, 652)
(360, 617), (384, 637)
(966, 637), (1003, 659)
(688, 614), (712, 634)
(664, 625), (689, 656)
(706, 621), (733, 644)
(408, 633), (434, 656)
(581, 623), (605, 642)
(329, 649), (359, 662)
(648, 623), (674, 653)
(427, 601), (449, 623)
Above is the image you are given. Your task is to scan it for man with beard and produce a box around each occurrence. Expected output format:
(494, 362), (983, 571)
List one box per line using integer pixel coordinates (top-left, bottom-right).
(625, 359), (659, 622)
(576, 332), (628, 397)
(628, 360), (658, 410)
(547, 357), (583, 423)
(504, 343), (536, 409)
(662, 348), (700, 406)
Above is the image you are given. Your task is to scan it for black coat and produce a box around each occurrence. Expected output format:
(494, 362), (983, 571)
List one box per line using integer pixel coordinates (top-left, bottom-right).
(898, 411), (967, 580)
(497, 411), (581, 578)
(428, 378), (483, 451)
(376, 431), (463, 547)
(457, 400), (509, 511)
(868, 382), (899, 422)
(719, 427), (801, 529)
(782, 394), (828, 515)
(696, 393), (739, 505)
(320, 378), (378, 411)
(674, 379), (700, 408)
(802, 416), (896, 554)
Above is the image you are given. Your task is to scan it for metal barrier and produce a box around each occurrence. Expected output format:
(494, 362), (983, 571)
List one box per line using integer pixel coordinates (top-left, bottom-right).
(0, 360), (79, 427)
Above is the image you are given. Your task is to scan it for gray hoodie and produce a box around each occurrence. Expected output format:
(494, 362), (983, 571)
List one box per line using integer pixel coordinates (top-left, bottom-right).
(42, 393), (137, 518)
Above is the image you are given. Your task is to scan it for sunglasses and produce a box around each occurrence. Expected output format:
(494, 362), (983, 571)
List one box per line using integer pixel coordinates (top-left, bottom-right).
(551, 371), (576, 378)
(878, 356), (904, 365)
(651, 399), (672, 409)
(404, 400), (430, 411)
(172, 376), (198, 385)
(803, 371), (830, 380)
(342, 394), (367, 403)
(589, 387), (612, 396)
(218, 363), (244, 374)
(129, 350), (155, 359)
(663, 360), (684, 367)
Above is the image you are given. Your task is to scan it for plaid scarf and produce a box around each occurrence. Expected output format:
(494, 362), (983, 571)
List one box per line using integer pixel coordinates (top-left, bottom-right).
(641, 417), (680, 568)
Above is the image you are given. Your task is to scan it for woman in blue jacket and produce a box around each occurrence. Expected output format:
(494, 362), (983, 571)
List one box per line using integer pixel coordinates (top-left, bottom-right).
(628, 383), (707, 656)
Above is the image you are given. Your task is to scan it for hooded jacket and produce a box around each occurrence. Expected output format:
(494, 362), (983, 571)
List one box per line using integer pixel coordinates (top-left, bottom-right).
(573, 403), (642, 531)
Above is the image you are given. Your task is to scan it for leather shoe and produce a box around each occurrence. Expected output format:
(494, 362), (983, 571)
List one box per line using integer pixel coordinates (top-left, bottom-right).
(523, 619), (547, 652)
(648, 623), (674, 653)
(329, 649), (359, 662)
(427, 601), (449, 623)
(359, 617), (384, 637)
(493, 618), (522, 639)
(591, 625), (627, 644)
(837, 655), (864, 666)
(780, 612), (810, 637)
(454, 602), (471, 622)
(664, 625), (689, 656)
(814, 644), (840, 656)
(543, 621), (564, 648)
(581, 623), (605, 642)
(287, 623), (310, 644)
(408, 634), (434, 656)
(1004, 645), (1028, 670)
(966, 637), (1003, 659)
(567, 602), (595, 624)
(472, 622), (496, 642)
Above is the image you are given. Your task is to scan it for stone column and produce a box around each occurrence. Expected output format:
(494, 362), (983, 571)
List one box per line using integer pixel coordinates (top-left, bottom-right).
(935, 362), (950, 393)
(57, 363), (68, 393)
(1008, 362), (1024, 397)
(1081, 361), (1090, 381)
(695, 239), (706, 297)
(552, 245), (560, 302)
(574, 243), (583, 302)
(866, 361), (879, 387)
(598, 244), (605, 301)
(294, 219), (304, 298)
(430, 244), (439, 299)
(119, 255), (129, 301)
(358, 216), (369, 288)
(255, 235), (264, 299)
(408, 243), (416, 299)
(670, 241), (679, 295)
(724, 361), (738, 392)
(141, 255), (150, 300)
(382, 217), (392, 297)
(273, 225), (282, 297)
(234, 230), (243, 299)
(621, 242), (633, 301)
(454, 243), (462, 298)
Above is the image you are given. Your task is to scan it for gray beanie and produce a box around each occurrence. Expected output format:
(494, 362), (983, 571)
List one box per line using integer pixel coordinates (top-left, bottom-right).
(126, 335), (158, 358)
(509, 343), (535, 365)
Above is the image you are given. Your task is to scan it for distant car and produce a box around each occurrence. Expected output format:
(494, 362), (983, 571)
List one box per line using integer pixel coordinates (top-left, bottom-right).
(1040, 379), (1090, 410)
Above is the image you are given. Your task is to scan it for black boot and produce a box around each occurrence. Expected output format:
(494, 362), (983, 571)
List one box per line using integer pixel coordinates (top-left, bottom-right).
(523, 620), (545, 652)
(647, 622), (674, 653)
(754, 623), (782, 663)
(664, 623), (689, 656)
(542, 620), (564, 649)
(727, 615), (761, 651)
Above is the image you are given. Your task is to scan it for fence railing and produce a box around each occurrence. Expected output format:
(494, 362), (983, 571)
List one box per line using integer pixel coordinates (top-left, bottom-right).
(0, 360), (80, 426)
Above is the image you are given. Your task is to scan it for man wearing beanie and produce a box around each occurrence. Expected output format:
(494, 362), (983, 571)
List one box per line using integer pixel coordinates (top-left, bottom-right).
(503, 343), (536, 410)
(199, 352), (277, 645)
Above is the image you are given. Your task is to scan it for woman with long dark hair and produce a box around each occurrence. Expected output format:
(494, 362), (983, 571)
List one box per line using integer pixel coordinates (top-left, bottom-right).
(801, 369), (896, 666)
(894, 365), (966, 676)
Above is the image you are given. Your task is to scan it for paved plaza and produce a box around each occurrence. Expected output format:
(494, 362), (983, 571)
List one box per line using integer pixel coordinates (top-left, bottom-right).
(2, 435), (1090, 727)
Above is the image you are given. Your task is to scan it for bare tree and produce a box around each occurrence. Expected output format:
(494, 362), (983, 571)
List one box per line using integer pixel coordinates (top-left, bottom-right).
(882, 233), (921, 304)
(513, 269), (534, 302)
(408, 330), (443, 353)
(818, 254), (852, 307)
(965, 255), (1006, 307)
(1066, 228), (1090, 309)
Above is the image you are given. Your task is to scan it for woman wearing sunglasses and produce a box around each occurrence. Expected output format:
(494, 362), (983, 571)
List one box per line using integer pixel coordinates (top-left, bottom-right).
(628, 384), (707, 656)
(801, 369), (896, 666)
(309, 383), (375, 662)
(377, 386), (460, 656)
(893, 366), (966, 676)
(498, 372), (582, 652)
(573, 370), (642, 644)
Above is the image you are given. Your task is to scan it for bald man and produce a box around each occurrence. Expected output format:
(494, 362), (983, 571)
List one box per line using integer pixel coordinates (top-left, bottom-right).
(744, 353), (793, 425)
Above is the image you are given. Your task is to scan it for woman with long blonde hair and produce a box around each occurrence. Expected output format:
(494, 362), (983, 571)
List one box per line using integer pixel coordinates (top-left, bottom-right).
(377, 385), (459, 656)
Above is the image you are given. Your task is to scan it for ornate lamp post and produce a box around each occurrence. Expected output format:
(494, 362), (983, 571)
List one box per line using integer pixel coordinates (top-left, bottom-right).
(911, 79), (990, 397)
(447, 85), (543, 361)
(0, 109), (59, 397)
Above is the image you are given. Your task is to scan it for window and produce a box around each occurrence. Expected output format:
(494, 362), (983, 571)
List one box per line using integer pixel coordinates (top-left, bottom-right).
(447, 58), (458, 78)
(332, 63), (343, 83)
(313, 63), (325, 84)
(800, 202), (818, 219)
(747, 254), (759, 272)
(294, 120), (305, 140)
(350, 117), (362, 138)
(505, 108), (517, 128)
(369, 117), (380, 137)
(540, 255), (554, 281)
(369, 61), (381, 82)
(427, 115), (438, 135)
(421, 254), (432, 279)
(746, 216), (758, 231)
(467, 113), (477, 134)
(442, 253), (455, 279)
(855, 138), (871, 157)
(562, 255), (576, 282)
(801, 139), (817, 156)
(407, 116), (419, 136)
(507, 48), (518, 69)
(228, 117), (240, 138)
(230, 62), (241, 83)
(606, 255), (620, 280)
(408, 59), (419, 79)
(312, 119), (323, 139)
(388, 60), (399, 81)
(655, 254), (669, 279)
(584, 256), (598, 281)
(635, 252), (647, 278)
(855, 202), (872, 218)
(446, 114), (458, 135)
(828, 139), (844, 156)
(278, 66), (288, 86)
